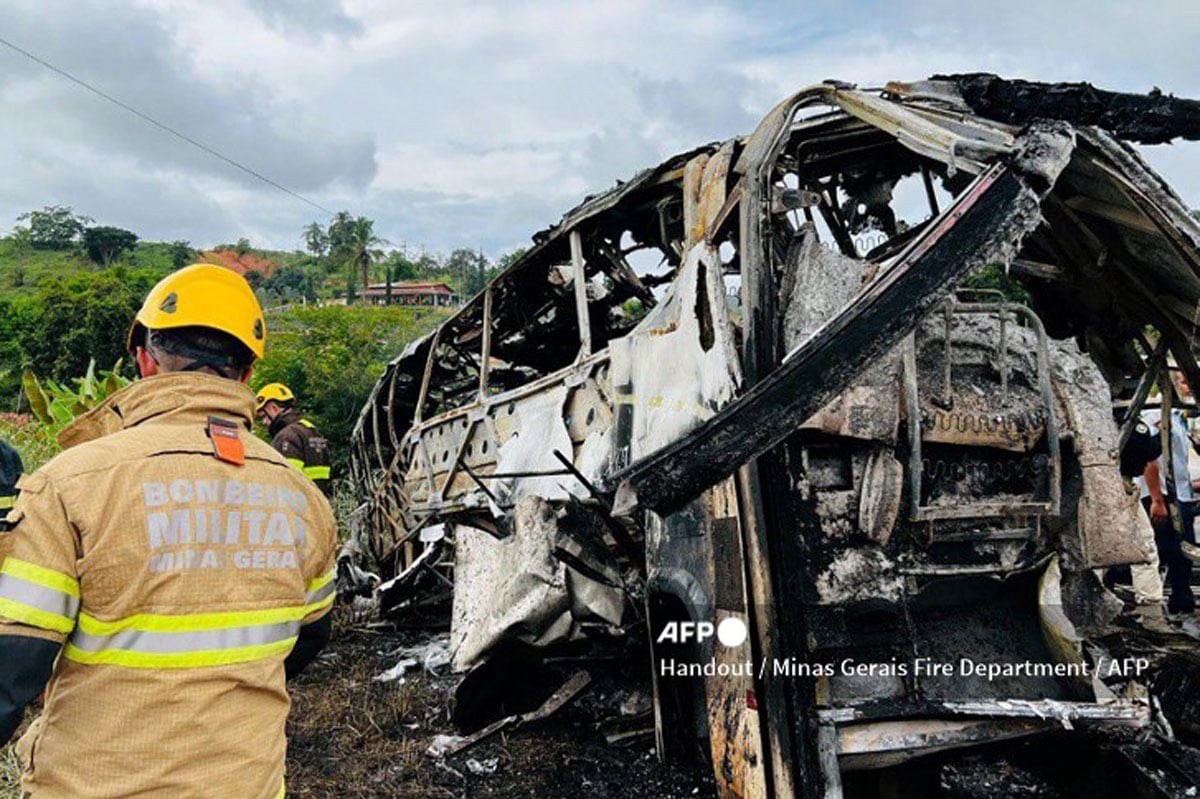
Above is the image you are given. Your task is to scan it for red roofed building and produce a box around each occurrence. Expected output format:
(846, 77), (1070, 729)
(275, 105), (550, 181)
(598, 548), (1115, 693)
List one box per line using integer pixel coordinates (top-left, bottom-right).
(361, 281), (459, 307)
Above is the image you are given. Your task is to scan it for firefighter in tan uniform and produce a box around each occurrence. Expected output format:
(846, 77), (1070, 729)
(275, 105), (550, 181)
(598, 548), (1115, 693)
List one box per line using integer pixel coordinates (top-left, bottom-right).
(0, 264), (338, 799)
(255, 383), (332, 496)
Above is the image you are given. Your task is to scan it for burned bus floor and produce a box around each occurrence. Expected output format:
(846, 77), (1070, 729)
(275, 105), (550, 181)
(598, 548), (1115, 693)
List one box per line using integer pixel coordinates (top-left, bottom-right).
(344, 75), (1200, 798)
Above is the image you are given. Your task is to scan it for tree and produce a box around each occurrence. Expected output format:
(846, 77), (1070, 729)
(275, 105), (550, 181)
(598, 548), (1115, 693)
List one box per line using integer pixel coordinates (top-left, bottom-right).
(0, 296), (24, 398)
(413, 251), (442, 277)
(7, 226), (32, 251)
(445, 248), (493, 297)
(18, 269), (150, 380)
(259, 265), (317, 304)
(965, 263), (1029, 304)
(302, 222), (328, 259)
(328, 213), (386, 300)
(169, 240), (194, 269)
(234, 237), (252, 257)
(82, 226), (138, 265)
(382, 250), (418, 282)
(380, 251), (419, 305)
(16, 206), (92, 250)
(326, 211), (354, 254)
(496, 247), (528, 272)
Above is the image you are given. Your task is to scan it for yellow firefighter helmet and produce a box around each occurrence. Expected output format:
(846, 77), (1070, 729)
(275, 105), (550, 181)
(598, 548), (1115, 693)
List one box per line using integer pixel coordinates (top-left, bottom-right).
(127, 264), (266, 360)
(255, 382), (295, 413)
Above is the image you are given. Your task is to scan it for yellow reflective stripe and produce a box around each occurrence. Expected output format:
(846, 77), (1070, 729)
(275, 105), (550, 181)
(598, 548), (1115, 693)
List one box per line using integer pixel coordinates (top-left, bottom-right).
(0, 571), (79, 624)
(69, 608), (305, 668)
(1, 557), (80, 598)
(274, 780), (286, 799)
(303, 465), (331, 481)
(77, 605), (309, 636)
(0, 495), (13, 510)
(304, 566), (336, 616)
(72, 619), (298, 655)
(299, 419), (315, 429)
(304, 591), (335, 617)
(307, 567), (336, 594)
(285, 458), (305, 471)
(64, 636), (296, 669)
(0, 597), (75, 634)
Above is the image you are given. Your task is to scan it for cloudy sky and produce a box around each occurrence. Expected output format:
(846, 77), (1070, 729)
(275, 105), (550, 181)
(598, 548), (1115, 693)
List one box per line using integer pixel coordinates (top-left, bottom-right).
(0, 0), (1197, 258)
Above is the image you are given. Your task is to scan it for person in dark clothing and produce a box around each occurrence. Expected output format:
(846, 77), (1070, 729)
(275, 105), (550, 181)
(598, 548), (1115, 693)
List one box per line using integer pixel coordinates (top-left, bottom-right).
(0, 439), (22, 531)
(255, 383), (332, 496)
(1121, 419), (1162, 479)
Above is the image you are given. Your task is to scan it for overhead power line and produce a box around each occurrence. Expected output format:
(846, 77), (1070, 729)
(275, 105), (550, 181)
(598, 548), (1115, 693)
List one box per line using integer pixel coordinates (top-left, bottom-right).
(0, 34), (335, 216)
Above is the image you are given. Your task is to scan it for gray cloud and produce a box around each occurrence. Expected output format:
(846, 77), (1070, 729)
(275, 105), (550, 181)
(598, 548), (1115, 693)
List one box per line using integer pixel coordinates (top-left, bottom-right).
(0, 0), (1196, 257)
(244, 0), (362, 39)
(0, 2), (375, 206)
(365, 188), (570, 257)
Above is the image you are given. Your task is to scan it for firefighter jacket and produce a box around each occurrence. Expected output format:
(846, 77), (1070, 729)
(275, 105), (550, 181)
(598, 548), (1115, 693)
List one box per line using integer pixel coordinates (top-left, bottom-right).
(0, 372), (338, 799)
(268, 407), (331, 495)
(0, 439), (21, 530)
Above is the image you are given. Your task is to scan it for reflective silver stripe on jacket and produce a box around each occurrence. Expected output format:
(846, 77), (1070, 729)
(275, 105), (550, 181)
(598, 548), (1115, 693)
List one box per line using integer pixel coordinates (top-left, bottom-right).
(69, 620), (301, 655)
(0, 573), (81, 619)
(305, 579), (336, 608)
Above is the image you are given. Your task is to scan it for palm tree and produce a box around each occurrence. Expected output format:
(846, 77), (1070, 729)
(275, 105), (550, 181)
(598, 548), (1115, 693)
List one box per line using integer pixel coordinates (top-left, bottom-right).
(348, 217), (387, 296)
(301, 222), (328, 259)
(328, 213), (387, 303)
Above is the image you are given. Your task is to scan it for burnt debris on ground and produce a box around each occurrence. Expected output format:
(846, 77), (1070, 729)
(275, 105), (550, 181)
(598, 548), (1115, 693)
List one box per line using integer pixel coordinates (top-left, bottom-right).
(286, 611), (717, 798)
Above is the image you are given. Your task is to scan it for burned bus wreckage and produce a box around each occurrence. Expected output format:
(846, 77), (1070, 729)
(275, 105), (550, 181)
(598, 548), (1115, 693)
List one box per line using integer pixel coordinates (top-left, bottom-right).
(346, 75), (1200, 796)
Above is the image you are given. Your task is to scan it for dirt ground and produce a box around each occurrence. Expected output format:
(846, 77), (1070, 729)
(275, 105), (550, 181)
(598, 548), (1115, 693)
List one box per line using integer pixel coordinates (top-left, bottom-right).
(284, 610), (716, 799)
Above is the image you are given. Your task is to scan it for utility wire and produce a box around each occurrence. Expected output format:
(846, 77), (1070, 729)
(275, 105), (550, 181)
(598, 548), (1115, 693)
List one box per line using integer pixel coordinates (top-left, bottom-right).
(0, 34), (335, 216)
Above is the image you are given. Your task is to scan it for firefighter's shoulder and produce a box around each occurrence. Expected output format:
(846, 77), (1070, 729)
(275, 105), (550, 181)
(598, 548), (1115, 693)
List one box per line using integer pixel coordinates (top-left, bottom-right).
(32, 425), (158, 483)
(270, 422), (305, 449)
(247, 430), (300, 468)
(246, 436), (333, 512)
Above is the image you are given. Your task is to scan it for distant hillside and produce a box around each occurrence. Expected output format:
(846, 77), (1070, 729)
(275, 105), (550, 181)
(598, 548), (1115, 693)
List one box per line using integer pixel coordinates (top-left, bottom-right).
(0, 238), (310, 300)
(201, 248), (284, 277)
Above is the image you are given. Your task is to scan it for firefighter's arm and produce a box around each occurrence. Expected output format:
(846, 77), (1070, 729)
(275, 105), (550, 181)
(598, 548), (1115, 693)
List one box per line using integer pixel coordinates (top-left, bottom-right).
(0, 636), (59, 744)
(278, 430), (329, 484)
(0, 472), (79, 743)
(1144, 459), (1169, 524)
(287, 494), (337, 680)
(285, 614), (331, 680)
(275, 431), (306, 473)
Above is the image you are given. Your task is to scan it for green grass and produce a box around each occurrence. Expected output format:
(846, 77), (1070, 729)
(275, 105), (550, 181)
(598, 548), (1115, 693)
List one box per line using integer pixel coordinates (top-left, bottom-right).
(0, 417), (61, 472)
(124, 241), (186, 274)
(0, 240), (187, 301)
(0, 741), (19, 799)
(0, 241), (94, 300)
